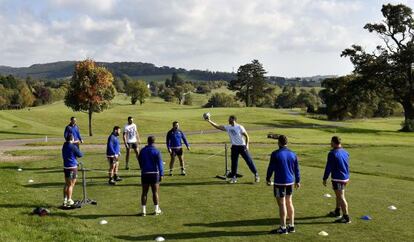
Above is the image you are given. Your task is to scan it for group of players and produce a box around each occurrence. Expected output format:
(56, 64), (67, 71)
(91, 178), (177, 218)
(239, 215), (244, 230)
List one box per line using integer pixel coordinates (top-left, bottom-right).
(62, 114), (350, 234)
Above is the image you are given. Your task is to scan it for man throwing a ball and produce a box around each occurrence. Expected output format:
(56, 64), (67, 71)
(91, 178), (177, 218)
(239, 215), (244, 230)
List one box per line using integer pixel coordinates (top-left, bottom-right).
(205, 113), (259, 183)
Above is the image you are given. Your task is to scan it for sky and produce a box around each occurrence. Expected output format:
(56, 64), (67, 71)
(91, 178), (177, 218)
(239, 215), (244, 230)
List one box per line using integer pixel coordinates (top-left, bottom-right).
(1, 0), (414, 77)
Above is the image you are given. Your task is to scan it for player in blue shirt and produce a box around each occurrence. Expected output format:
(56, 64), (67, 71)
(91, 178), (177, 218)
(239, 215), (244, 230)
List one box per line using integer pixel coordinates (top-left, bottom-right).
(64, 117), (83, 147)
(107, 126), (122, 185)
(138, 136), (164, 216)
(62, 134), (83, 207)
(323, 136), (351, 223)
(266, 135), (300, 234)
(166, 121), (190, 176)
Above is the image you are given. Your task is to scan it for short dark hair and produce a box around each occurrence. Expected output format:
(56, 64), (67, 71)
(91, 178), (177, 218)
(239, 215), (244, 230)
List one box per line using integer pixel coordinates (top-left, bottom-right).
(113, 126), (120, 132)
(128, 116), (133, 121)
(70, 117), (75, 121)
(172, 121), (178, 126)
(331, 136), (341, 145)
(65, 134), (74, 142)
(278, 135), (288, 146)
(229, 115), (237, 121)
(148, 135), (155, 145)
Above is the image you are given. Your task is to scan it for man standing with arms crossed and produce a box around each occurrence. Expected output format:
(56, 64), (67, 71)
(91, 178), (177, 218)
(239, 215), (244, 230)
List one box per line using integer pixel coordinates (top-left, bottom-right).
(166, 121), (190, 176)
(62, 134), (83, 207)
(123, 116), (140, 170)
(138, 136), (164, 216)
(266, 135), (300, 234)
(64, 117), (84, 147)
(323, 136), (351, 223)
(107, 126), (122, 185)
(205, 115), (259, 183)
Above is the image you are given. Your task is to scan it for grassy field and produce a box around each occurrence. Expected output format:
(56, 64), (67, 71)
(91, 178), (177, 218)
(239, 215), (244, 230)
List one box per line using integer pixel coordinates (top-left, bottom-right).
(0, 96), (413, 241)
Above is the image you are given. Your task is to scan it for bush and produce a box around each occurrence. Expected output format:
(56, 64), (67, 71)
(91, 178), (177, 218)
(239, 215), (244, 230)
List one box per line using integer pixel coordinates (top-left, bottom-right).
(204, 93), (238, 107)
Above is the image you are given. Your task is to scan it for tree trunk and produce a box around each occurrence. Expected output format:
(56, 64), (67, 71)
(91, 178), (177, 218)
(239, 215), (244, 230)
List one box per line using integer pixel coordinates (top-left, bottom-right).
(88, 108), (93, 136)
(401, 98), (414, 132)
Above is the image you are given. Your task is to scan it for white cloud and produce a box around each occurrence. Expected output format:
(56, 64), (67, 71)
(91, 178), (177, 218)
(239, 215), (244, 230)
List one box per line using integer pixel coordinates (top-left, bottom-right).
(0, 0), (412, 76)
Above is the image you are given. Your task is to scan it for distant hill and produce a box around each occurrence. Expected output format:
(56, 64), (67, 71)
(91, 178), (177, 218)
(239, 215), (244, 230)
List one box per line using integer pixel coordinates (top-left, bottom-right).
(0, 61), (334, 85)
(0, 61), (235, 82)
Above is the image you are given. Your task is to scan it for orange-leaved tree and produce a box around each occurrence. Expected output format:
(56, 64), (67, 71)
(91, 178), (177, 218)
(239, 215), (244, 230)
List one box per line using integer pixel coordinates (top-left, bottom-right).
(65, 59), (116, 136)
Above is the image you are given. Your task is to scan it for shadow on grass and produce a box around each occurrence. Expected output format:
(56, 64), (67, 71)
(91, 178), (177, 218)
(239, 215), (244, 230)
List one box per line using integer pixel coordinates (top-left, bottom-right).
(51, 212), (139, 219)
(185, 215), (329, 228)
(254, 119), (394, 134)
(0, 166), (61, 171)
(115, 230), (268, 241)
(161, 181), (225, 187)
(0, 130), (47, 136)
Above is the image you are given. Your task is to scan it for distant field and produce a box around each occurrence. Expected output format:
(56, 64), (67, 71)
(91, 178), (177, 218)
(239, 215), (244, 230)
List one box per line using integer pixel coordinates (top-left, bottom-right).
(0, 94), (413, 241)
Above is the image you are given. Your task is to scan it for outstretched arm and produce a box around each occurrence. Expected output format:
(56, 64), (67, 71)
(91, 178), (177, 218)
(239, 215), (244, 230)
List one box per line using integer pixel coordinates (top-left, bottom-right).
(206, 119), (226, 131)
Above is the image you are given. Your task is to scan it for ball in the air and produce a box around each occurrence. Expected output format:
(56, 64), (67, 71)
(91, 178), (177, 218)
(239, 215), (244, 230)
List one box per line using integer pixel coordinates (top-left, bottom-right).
(203, 112), (211, 120)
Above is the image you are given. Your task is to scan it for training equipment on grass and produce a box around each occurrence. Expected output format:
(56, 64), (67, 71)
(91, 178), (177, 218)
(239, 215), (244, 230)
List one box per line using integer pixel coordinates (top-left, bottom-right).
(32, 207), (50, 216)
(318, 231), (329, 236)
(361, 215), (372, 220)
(202, 112), (210, 120)
(17, 168), (22, 171)
(215, 144), (243, 180)
(28, 179), (34, 183)
(267, 133), (280, 139)
(76, 162), (97, 208)
(99, 220), (108, 225)
(155, 236), (165, 242)
(323, 193), (332, 198)
(388, 205), (397, 210)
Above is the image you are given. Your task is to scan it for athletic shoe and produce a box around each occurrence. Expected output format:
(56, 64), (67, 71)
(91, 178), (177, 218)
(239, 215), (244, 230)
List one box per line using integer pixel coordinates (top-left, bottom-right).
(108, 179), (116, 185)
(334, 216), (351, 224)
(270, 226), (288, 234)
(155, 209), (162, 215)
(229, 177), (237, 184)
(125, 166), (129, 170)
(138, 212), (146, 217)
(328, 210), (341, 217)
(254, 175), (260, 183)
(63, 200), (68, 207)
(67, 199), (75, 206)
(287, 225), (295, 233)
(181, 170), (186, 176)
(114, 175), (123, 182)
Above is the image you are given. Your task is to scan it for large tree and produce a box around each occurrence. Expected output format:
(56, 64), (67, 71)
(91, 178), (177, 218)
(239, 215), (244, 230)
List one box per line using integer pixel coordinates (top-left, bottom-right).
(229, 59), (267, 107)
(65, 59), (116, 136)
(342, 3), (414, 131)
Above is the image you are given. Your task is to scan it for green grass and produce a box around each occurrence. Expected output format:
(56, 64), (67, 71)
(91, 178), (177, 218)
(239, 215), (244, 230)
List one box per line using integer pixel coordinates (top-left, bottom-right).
(0, 96), (413, 241)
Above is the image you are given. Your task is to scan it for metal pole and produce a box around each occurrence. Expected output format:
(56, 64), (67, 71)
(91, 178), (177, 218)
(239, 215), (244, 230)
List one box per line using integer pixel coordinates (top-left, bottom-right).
(225, 143), (228, 178)
(81, 163), (87, 200)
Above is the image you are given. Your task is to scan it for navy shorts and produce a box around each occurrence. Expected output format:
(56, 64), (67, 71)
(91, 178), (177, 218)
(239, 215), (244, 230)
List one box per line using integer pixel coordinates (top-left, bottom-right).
(141, 173), (160, 184)
(274, 185), (293, 198)
(107, 157), (118, 164)
(332, 181), (347, 190)
(127, 143), (138, 149)
(64, 168), (77, 180)
(171, 148), (183, 156)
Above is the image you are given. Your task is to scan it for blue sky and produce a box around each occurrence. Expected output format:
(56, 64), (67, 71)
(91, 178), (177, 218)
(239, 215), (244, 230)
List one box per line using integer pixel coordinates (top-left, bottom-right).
(1, 0), (414, 76)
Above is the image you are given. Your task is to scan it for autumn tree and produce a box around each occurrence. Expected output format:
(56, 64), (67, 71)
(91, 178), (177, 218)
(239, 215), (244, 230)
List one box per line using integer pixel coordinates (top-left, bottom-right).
(65, 59), (116, 136)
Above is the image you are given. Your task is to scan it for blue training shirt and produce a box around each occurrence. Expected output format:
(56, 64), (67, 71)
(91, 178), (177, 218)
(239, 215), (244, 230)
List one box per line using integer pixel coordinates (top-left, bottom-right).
(323, 148), (350, 182)
(64, 124), (82, 142)
(106, 133), (121, 157)
(166, 129), (189, 149)
(62, 142), (83, 168)
(138, 145), (164, 176)
(266, 147), (300, 185)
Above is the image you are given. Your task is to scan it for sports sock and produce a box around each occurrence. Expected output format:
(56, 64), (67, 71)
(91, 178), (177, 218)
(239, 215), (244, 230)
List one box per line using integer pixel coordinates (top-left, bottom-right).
(142, 205), (146, 214)
(281, 226), (286, 229)
(289, 224), (294, 227)
(155, 205), (160, 211)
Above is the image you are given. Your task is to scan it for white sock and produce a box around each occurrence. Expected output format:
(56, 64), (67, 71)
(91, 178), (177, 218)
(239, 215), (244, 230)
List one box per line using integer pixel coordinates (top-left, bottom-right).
(155, 205), (160, 211)
(289, 224), (294, 227)
(142, 205), (146, 214)
(281, 225), (286, 229)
